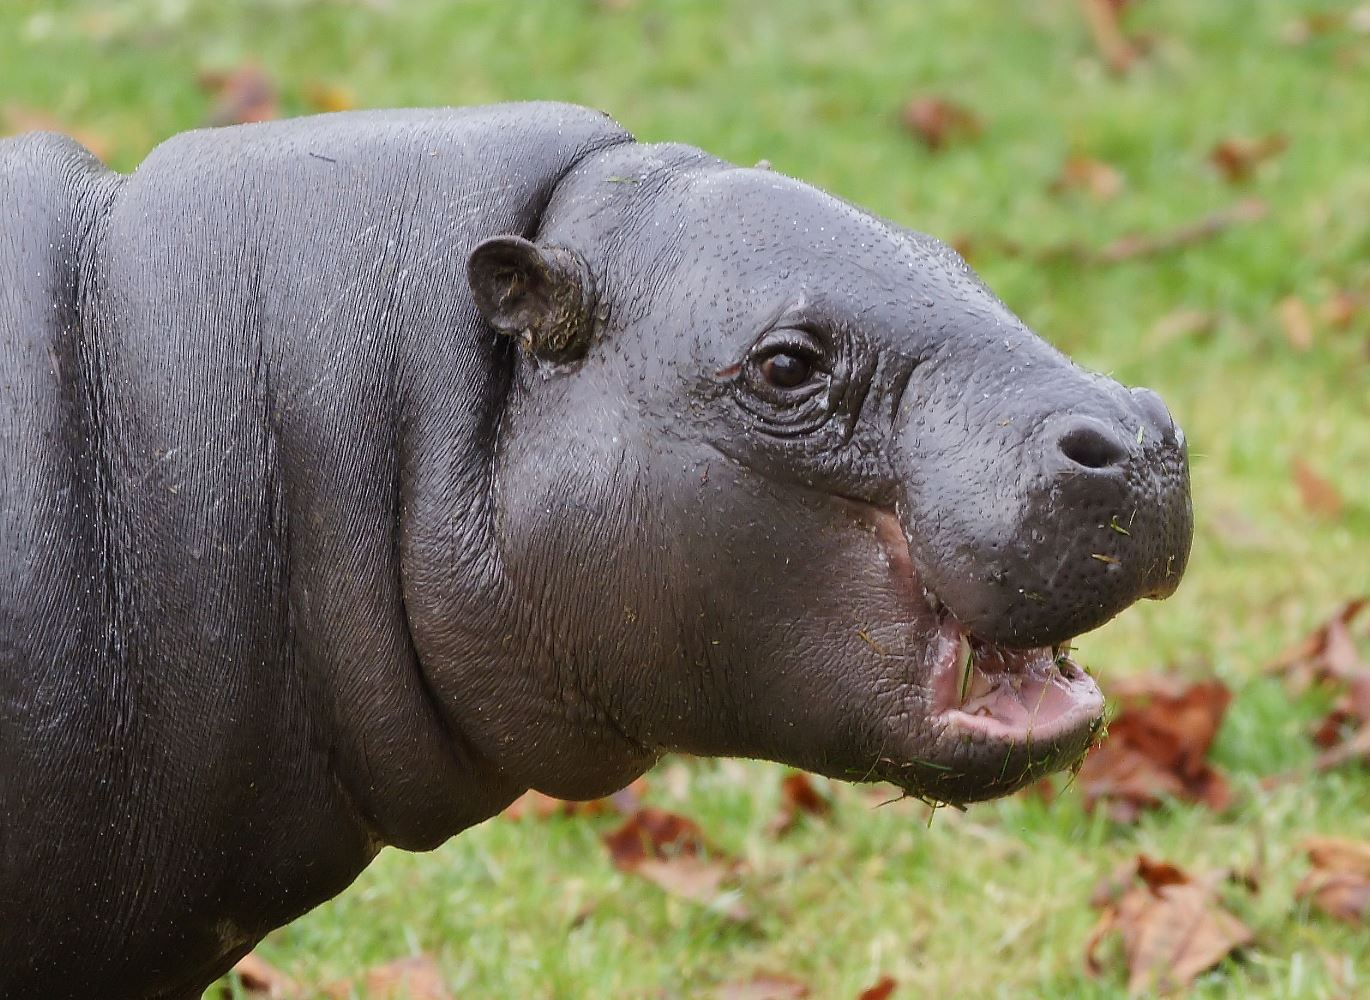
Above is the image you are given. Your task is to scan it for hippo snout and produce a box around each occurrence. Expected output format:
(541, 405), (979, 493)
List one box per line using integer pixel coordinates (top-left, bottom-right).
(897, 367), (1193, 650)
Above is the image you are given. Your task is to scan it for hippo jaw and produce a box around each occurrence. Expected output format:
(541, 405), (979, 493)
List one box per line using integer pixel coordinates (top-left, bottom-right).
(869, 510), (1105, 801)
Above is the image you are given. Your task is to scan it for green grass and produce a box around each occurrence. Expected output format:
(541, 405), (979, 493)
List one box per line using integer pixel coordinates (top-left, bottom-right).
(5, 0), (1369, 996)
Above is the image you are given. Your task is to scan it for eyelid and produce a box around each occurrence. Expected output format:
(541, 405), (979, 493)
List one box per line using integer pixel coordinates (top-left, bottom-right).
(754, 326), (829, 367)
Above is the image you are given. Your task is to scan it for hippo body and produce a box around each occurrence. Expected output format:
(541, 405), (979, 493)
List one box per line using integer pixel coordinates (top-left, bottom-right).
(0, 104), (1191, 998)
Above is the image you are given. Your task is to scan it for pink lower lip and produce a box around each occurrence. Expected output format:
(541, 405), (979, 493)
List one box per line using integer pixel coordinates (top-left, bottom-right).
(870, 510), (1104, 743)
(929, 615), (1104, 742)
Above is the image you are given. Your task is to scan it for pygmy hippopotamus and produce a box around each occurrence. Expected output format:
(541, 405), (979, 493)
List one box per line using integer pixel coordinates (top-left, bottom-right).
(0, 103), (1192, 998)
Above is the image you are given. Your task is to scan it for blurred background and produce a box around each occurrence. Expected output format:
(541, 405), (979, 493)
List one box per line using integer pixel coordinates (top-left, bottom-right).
(4, 1), (1368, 996)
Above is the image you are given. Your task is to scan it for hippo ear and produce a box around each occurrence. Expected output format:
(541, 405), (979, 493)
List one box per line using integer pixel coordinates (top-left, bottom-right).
(467, 235), (596, 363)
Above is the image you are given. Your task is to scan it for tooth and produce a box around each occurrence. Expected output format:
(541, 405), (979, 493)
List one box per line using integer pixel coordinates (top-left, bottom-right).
(958, 634), (975, 703)
(923, 587), (941, 616)
(971, 667), (995, 700)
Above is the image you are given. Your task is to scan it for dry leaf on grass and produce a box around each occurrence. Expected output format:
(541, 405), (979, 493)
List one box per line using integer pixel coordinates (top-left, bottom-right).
(323, 955), (452, 1000)
(224, 953), (296, 998)
(856, 975), (898, 999)
(1277, 295), (1315, 351)
(1312, 724), (1370, 772)
(1319, 289), (1362, 328)
(1149, 308), (1217, 347)
(1051, 155), (1125, 201)
(1265, 599), (1369, 689)
(1210, 134), (1288, 183)
(1076, 0), (1142, 74)
(1077, 676), (1232, 822)
(1291, 458), (1344, 519)
(603, 806), (711, 864)
(898, 97), (982, 151)
(199, 64), (278, 126)
(1085, 855), (1254, 995)
(1311, 672), (1370, 749)
(1261, 601), (1370, 779)
(713, 973), (811, 999)
(768, 772), (833, 836)
(603, 807), (749, 920)
(503, 777), (648, 820)
(1297, 837), (1370, 924)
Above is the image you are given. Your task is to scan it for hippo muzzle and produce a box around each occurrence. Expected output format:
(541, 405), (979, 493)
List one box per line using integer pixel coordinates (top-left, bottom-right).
(897, 369), (1192, 648)
(866, 327), (1193, 799)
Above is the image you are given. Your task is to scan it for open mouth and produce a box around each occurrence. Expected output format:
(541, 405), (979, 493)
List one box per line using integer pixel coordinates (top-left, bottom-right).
(870, 509), (1105, 758)
(922, 594), (1104, 744)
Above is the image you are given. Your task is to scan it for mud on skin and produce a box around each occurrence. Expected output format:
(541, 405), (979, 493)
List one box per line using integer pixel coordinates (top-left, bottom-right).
(0, 102), (1192, 998)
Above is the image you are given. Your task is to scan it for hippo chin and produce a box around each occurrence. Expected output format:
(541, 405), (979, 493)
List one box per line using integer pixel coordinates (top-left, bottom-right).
(0, 103), (1191, 998)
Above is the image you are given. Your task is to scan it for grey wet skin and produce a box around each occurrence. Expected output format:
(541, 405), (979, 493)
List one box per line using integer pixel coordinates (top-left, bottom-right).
(0, 103), (1191, 999)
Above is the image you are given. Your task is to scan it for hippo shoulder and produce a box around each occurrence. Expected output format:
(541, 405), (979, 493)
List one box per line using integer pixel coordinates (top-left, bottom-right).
(125, 102), (634, 229)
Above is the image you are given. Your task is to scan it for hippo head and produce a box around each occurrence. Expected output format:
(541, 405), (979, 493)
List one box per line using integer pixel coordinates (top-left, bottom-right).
(463, 143), (1192, 806)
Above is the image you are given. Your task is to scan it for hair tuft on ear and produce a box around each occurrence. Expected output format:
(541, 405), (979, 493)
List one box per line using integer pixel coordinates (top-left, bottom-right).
(467, 235), (597, 363)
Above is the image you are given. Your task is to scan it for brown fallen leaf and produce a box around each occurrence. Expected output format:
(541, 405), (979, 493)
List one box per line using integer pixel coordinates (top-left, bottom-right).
(1277, 295), (1315, 351)
(1306, 836), (1370, 875)
(856, 975), (898, 1000)
(1090, 855), (1190, 909)
(898, 97), (982, 151)
(768, 771), (833, 836)
(1265, 599), (1369, 689)
(1149, 308), (1217, 347)
(1077, 676), (1232, 822)
(1313, 722), (1370, 773)
(604, 807), (748, 919)
(323, 955), (452, 1000)
(503, 776), (648, 820)
(1297, 837), (1370, 924)
(3, 106), (112, 160)
(1291, 458), (1344, 519)
(223, 952), (297, 999)
(1051, 155), (1125, 202)
(1312, 671), (1370, 748)
(1261, 605), (1370, 782)
(1210, 134), (1288, 183)
(1312, 705), (1361, 750)
(1319, 289), (1362, 329)
(636, 855), (748, 919)
(1085, 855), (1254, 995)
(1077, 0), (1141, 74)
(713, 974), (811, 1000)
(603, 806), (710, 864)
(199, 64), (278, 126)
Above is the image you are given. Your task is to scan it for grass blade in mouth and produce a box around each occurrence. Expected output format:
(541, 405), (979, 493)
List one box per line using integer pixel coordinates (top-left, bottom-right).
(959, 641), (975, 702)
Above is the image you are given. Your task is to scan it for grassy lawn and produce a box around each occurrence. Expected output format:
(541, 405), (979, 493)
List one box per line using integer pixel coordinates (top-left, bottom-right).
(5, 0), (1368, 996)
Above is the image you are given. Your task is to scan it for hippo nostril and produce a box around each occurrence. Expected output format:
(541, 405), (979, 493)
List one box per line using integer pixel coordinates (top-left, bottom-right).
(1130, 387), (1177, 445)
(1057, 421), (1128, 471)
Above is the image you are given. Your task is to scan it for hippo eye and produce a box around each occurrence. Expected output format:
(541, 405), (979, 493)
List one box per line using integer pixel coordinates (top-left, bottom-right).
(760, 351), (815, 389)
